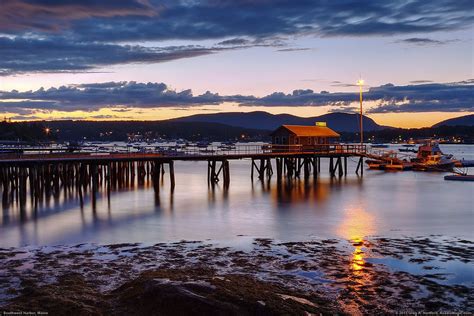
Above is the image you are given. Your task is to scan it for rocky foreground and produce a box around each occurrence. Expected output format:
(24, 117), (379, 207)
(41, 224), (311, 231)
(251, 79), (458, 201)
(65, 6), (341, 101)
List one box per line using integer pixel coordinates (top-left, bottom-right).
(0, 236), (473, 315)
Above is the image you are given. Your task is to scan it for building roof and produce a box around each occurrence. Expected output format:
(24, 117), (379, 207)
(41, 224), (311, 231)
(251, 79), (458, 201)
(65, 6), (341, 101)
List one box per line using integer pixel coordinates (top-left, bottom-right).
(271, 125), (340, 137)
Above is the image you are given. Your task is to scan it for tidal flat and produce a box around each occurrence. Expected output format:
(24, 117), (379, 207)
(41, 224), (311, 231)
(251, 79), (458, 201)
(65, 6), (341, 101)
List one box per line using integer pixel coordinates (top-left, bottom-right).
(1, 236), (472, 315)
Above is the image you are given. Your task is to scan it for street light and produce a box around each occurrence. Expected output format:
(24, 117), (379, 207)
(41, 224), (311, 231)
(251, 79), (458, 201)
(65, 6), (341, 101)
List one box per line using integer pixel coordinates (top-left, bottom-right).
(356, 79), (364, 145)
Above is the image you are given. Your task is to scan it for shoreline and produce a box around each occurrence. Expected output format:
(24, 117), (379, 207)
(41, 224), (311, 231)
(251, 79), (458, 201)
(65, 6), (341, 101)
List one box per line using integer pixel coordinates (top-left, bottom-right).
(1, 236), (472, 315)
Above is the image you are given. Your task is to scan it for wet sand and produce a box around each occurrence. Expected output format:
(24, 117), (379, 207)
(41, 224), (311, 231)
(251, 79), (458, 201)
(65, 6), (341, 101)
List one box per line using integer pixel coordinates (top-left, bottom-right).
(0, 236), (473, 315)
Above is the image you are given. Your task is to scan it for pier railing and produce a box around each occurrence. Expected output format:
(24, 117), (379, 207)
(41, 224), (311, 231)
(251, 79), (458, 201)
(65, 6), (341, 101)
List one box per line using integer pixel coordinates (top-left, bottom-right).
(0, 143), (366, 161)
(171, 143), (366, 156)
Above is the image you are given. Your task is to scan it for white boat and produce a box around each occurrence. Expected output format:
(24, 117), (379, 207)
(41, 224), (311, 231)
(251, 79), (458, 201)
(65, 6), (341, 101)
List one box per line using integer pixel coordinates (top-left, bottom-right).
(371, 143), (389, 148)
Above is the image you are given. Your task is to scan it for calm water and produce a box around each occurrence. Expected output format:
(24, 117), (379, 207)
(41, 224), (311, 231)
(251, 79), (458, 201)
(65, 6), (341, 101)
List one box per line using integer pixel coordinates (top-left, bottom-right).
(1, 144), (473, 247)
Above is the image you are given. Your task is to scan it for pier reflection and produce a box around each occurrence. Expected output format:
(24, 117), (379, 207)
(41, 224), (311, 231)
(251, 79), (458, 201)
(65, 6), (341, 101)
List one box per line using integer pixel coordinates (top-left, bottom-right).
(269, 176), (364, 207)
(1, 161), (369, 234)
(0, 175), (168, 227)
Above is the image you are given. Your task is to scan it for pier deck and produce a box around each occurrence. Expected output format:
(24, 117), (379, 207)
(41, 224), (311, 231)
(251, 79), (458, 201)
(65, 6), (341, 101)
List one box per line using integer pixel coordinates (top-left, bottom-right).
(0, 144), (365, 164)
(0, 144), (366, 207)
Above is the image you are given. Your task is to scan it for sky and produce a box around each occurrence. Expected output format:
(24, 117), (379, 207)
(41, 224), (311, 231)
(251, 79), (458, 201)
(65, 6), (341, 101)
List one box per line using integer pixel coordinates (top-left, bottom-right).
(0, 0), (473, 128)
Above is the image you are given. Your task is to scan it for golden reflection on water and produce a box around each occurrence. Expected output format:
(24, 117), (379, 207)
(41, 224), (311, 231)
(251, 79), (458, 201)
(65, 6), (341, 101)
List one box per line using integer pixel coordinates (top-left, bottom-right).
(337, 205), (377, 277)
(351, 241), (365, 272)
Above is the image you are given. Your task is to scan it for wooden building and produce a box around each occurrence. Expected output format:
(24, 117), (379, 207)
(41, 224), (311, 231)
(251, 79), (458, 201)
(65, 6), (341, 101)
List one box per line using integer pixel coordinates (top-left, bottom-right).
(270, 123), (340, 147)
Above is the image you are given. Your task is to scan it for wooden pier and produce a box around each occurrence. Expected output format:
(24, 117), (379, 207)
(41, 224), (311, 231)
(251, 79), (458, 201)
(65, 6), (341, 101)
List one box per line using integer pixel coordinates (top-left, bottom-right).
(0, 144), (366, 208)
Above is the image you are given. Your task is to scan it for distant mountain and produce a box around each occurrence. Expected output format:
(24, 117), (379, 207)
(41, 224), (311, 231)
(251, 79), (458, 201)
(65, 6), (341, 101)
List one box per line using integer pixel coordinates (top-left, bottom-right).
(432, 114), (474, 127)
(170, 111), (386, 132)
(43, 120), (268, 141)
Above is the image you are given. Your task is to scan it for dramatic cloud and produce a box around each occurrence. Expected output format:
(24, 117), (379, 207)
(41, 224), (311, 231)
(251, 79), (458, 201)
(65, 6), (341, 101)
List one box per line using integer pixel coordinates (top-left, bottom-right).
(0, 0), (155, 32)
(1, 81), (472, 114)
(395, 38), (458, 46)
(0, 0), (472, 75)
(0, 82), (223, 112)
(3, 1), (472, 39)
(366, 81), (474, 113)
(0, 37), (225, 76)
(217, 38), (251, 46)
(240, 82), (474, 113)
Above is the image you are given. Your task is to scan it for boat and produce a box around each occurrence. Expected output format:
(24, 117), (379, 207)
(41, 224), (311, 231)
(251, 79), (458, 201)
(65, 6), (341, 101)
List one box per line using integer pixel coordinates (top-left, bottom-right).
(411, 141), (455, 171)
(370, 143), (389, 148)
(399, 148), (417, 153)
(444, 174), (474, 182)
(199, 148), (215, 153)
(384, 161), (413, 171)
(366, 159), (387, 169)
(196, 141), (211, 148)
(454, 159), (474, 167)
(221, 141), (236, 146)
(413, 155), (455, 171)
(366, 159), (413, 171)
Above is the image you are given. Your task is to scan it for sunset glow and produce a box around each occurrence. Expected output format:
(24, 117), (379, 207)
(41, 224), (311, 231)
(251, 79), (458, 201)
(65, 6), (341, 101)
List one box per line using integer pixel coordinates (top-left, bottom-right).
(0, 1), (472, 127)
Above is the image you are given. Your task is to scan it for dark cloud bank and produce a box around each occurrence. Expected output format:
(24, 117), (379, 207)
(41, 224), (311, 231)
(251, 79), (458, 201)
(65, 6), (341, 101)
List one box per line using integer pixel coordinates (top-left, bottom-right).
(0, 0), (472, 75)
(0, 80), (472, 114)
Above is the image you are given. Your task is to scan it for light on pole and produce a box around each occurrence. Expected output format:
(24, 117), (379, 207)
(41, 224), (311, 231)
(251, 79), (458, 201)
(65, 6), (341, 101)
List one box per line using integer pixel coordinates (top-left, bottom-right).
(356, 79), (364, 145)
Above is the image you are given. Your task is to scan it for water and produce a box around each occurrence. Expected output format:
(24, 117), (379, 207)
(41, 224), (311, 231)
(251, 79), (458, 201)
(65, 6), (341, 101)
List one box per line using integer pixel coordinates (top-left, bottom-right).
(0, 144), (473, 247)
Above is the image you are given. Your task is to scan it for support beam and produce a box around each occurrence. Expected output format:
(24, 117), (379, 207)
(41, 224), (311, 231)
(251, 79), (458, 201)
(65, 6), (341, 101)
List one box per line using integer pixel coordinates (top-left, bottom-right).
(329, 157), (334, 177)
(338, 157), (343, 177)
(169, 161), (175, 191)
(344, 157), (348, 176)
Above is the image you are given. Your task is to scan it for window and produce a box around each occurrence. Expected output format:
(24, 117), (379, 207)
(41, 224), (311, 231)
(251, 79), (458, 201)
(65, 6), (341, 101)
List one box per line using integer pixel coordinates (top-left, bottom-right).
(275, 137), (280, 144)
(295, 137), (299, 144)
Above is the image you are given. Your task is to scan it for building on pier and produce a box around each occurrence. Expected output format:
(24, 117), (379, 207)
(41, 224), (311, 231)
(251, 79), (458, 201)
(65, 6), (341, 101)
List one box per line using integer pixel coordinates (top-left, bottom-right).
(270, 123), (340, 148)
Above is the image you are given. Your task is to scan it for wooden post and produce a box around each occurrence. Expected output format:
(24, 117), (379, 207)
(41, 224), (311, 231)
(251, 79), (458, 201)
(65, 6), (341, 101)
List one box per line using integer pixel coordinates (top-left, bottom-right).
(344, 157), (348, 176)
(265, 158), (273, 179)
(276, 158), (282, 180)
(312, 157), (318, 179)
(250, 159), (254, 180)
(329, 157), (334, 177)
(169, 161), (175, 191)
(356, 156), (364, 175)
(223, 160), (230, 188)
(211, 160), (217, 183)
(338, 157), (343, 177)
(303, 158), (310, 180)
(259, 159), (265, 180)
(207, 160), (211, 184)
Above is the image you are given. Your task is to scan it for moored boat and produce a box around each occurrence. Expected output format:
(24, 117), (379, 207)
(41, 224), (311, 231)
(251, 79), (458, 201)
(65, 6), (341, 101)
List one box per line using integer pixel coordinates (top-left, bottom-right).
(366, 159), (386, 169)
(444, 174), (474, 181)
(399, 147), (417, 153)
(367, 160), (413, 171)
(410, 141), (455, 171)
(370, 143), (389, 148)
(384, 161), (413, 171)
